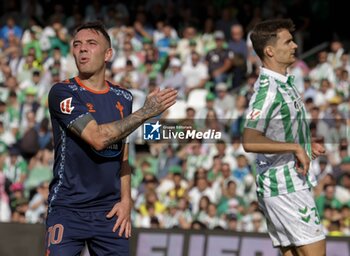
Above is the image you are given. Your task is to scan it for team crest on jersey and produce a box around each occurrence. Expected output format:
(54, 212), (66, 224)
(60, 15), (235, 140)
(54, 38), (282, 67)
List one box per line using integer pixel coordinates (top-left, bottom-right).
(247, 109), (261, 120)
(60, 97), (75, 114)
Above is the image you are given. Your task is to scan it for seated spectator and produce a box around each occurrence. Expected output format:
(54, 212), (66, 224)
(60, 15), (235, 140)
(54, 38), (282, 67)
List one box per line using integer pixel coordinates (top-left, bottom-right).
(205, 30), (233, 86)
(0, 171), (11, 222)
(188, 169), (216, 215)
(25, 180), (49, 223)
(217, 180), (246, 217)
(160, 58), (186, 99)
(3, 145), (27, 184)
(181, 51), (209, 97)
(138, 189), (166, 217)
(316, 184), (343, 218)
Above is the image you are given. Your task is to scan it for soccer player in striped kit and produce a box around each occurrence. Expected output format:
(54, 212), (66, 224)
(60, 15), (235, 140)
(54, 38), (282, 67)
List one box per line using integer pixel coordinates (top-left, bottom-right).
(243, 19), (326, 256)
(45, 21), (177, 256)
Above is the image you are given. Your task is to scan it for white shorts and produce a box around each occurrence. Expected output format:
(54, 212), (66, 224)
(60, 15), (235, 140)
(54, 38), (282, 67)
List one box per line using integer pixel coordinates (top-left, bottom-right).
(258, 189), (325, 248)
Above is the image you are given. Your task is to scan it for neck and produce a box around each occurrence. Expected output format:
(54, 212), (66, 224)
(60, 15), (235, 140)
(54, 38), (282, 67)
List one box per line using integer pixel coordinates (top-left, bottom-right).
(263, 61), (289, 76)
(78, 71), (107, 91)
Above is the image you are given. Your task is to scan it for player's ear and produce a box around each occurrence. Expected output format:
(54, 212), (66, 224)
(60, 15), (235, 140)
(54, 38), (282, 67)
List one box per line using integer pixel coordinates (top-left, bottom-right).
(265, 46), (274, 58)
(105, 47), (113, 62)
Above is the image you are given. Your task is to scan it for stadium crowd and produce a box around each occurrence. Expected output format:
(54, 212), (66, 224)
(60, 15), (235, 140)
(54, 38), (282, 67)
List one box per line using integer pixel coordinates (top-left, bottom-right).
(0, 0), (349, 237)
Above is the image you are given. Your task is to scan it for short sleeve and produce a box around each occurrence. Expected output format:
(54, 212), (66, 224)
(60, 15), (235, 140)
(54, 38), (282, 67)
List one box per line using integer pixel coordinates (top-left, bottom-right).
(245, 79), (279, 132)
(48, 83), (89, 128)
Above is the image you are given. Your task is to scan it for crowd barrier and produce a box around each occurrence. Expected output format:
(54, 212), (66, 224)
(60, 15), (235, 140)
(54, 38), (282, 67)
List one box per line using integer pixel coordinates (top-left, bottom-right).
(0, 223), (349, 256)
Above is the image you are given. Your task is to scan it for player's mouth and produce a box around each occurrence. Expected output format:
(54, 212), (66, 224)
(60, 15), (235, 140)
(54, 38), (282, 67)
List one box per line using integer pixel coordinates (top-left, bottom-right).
(79, 57), (90, 64)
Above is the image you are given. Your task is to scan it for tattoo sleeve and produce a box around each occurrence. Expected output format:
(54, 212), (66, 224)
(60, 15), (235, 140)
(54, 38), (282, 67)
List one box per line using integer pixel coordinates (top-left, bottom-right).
(101, 98), (160, 148)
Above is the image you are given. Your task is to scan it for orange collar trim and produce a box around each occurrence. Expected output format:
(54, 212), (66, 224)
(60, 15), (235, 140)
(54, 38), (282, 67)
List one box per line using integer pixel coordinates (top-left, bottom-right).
(74, 76), (110, 94)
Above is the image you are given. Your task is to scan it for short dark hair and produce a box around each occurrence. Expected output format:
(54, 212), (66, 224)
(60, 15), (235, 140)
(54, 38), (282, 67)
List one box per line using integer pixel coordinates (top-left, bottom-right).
(75, 21), (111, 47)
(250, 18), (295, 61)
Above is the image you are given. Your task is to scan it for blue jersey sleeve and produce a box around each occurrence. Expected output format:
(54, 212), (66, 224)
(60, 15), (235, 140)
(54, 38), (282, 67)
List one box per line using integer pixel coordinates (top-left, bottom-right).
(48, 83), (90, 128)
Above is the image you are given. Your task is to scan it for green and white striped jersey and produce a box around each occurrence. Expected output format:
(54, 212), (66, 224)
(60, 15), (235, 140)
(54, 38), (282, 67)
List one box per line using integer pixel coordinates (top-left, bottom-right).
(245, 68), (316, 198)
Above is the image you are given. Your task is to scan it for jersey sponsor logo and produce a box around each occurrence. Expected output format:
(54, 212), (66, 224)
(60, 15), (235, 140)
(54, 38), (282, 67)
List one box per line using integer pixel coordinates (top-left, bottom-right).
(86, 103), (96, 112)
(247, 109), (261, 120)
(92, 141), (124, 158)
(60, 97), (75, 114)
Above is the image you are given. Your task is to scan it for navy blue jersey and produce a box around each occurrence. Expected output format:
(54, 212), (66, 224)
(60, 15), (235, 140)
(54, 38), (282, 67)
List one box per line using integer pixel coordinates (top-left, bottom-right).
(47, 77), (133, 212)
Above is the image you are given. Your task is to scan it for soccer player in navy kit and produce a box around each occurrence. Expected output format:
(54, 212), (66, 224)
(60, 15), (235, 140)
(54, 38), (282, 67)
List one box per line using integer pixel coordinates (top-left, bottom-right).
(45, 22), (177, 256)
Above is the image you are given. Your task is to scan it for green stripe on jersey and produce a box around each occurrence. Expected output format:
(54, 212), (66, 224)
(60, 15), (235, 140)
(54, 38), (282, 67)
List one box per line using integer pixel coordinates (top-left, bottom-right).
(246, 82), (270, 128)
(257, 173), (266, 197)
(264, 93), (280, 132)
(253, 84), (269, 109)
(277, 91), (294, 142)
(284, 165), (295, 193)
(269, 168), (279, 196)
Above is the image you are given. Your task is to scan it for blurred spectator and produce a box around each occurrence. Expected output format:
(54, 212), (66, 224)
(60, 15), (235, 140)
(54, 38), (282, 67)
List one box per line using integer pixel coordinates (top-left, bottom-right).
(316, 184), (343, 218)
(214, 82), (235, 116)
(201, 17), (216, 53)
(138, 189), (166, 217)
(228, 24), (248, 89)
(217, 180), (246, 218)
(161, 200), (181, 228)
(48, 20), (70, 57)
(178, 140), (210, 181)
(181, 51), (209, 97)
(134, 172), (159, 210)
(177, 25), (204, 62)
(153, 20), (178, 45)
(111, 42), (140, 82)
(241, 210), (267, 233)
(22, 28), (42, 62)
(0, 171), (11, 222)
(133, 9), (154, 42)
(309, 50), (336, 88)
(25, 180), (48, 223)
(156, 22), (177, 59)
(163, 165), (187, 202)
(190, 220), (207, 230)
(327, 39), (344, 69)
(0, 16), (22, 47)
(201, 202), (226, 229)
(226, 212), (240, 231)
(328, 219), (345, 237)
(157, 146), (182, 179)
(215, 8), (238, 40)
(314, 79), (336, 109)
(24, 148), (53, 194)
(205, 30), (233, 86)
(3, 145), (27, 184)
(188, 169), (216, 214)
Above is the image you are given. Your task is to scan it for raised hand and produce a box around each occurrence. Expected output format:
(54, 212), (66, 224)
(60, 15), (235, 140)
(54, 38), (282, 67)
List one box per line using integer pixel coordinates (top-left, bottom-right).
(141, 87), (177, 119)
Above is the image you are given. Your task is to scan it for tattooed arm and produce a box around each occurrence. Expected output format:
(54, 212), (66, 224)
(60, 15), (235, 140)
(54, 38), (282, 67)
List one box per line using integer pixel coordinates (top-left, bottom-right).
(69, 88), (177, 150)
